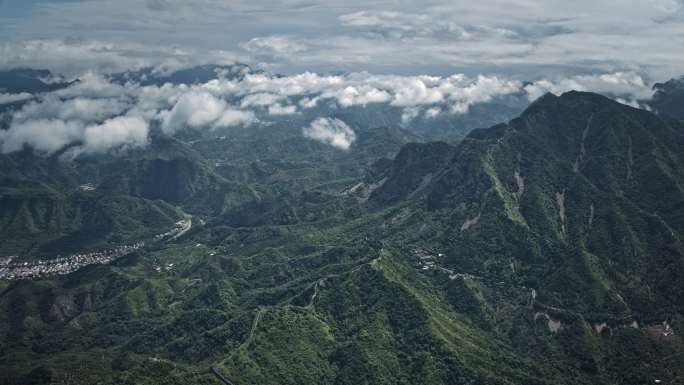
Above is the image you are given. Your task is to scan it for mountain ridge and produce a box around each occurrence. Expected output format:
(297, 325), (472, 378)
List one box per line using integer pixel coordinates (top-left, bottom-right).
(1, 89), (684, 385)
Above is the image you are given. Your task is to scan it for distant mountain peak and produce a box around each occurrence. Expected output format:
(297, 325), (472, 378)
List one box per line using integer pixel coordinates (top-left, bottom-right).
(0, 68), (74, 95)
(650, 75), (684, 121)
(108, 63), (256, 86)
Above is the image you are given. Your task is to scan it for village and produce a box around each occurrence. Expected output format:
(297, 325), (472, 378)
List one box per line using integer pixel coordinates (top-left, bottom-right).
(412, 247), (477, 280)
(0, 218), (191, 280)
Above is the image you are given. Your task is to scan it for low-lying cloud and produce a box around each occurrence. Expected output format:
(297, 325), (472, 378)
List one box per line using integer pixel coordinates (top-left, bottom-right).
(161, 91), (257, 134)
(0, 92), (32, 105)
(524, 72), (653, 105)
(12, 96), (130, 124)
(80, 116), (149, 154)
(303, 117), (356, 150)
(0, 63), (659, 155)
(216, 71), (525, 115)
(0, 119), (83, 154)
(0, 115), (149, 155)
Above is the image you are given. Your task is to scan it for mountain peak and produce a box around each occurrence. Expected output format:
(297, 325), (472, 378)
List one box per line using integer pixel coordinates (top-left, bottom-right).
(650, 75), (684, 121)
(526, 90), (618, 111)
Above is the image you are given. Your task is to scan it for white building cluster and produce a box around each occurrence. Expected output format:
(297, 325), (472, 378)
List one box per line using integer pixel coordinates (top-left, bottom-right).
(0, 242), (145, 279)
(155, 219), (192, 240)
(412, 248), (477, 280)
(0, 219), (191, 280)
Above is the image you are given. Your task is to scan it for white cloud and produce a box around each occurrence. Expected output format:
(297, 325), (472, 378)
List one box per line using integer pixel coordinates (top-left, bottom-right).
(391, 78), (444, 107)
(160, 90), (256, 133)
(81, 116), (149, 153)
(240, 92), (283, 108)
(615, 98), (641, 108)
(228, 72), (343, 97)
(299, 96), (320, 108)
(0, 54), (662, 156)
(161, 91), (227, 133)
(133, 83), (186, 115)
(524, 72), (653, 102)
(425, 107), (441, 119)
(0, 119), (83, 154)
(241, 36), (308, 61)
(56, 73), (129, 99)
(12, 96), (130, 124)
(401, 107), (421, 125)
(0, 92), (32, 105)
(0, 74), (151, 154)
(322, 86), (392, 107)
(0, 115), (149, 155)
(268, 103), (298, 115)
(443, 75), (522, 113)
(214, 109), (257, 128)
(60, 98), (129, 122)
(198, 71), (524, 114)
(303, 117), (356, 150)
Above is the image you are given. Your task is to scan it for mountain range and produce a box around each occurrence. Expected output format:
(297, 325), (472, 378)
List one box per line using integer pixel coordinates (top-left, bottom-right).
(0, 68), (683, 385)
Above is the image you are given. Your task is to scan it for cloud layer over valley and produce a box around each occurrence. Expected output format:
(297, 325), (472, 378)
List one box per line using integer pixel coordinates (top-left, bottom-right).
(0, 65), (661, 153)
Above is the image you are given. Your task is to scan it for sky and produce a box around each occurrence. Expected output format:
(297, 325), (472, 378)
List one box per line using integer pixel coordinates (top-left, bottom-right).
(0, 0), (683, 80)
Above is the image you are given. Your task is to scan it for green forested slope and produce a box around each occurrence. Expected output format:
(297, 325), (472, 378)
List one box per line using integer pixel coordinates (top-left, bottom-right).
(1, 91), (684, 385)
